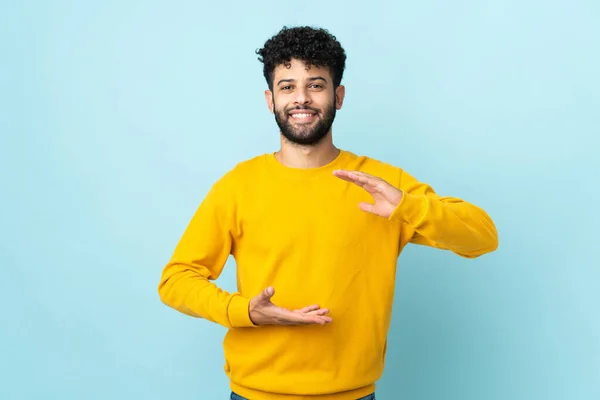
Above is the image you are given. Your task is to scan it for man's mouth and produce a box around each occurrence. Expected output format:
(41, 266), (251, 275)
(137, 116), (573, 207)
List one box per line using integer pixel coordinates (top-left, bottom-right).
(288, 110), (318, 122)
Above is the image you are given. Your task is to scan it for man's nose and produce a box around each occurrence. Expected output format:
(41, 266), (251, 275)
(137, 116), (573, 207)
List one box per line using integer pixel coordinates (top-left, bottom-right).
(294, 87), (311, 105)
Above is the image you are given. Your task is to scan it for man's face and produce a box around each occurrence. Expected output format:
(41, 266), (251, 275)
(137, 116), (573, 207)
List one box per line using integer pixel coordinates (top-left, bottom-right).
(266, 58), (345, 146)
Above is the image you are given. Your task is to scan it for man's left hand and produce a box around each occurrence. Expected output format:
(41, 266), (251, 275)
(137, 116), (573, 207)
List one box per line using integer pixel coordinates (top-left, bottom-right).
(333, 170), (403, 218)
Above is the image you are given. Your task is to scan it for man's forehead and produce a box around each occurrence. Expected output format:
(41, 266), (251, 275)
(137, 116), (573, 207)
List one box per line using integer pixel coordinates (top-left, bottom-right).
(273, 61), (330, 80)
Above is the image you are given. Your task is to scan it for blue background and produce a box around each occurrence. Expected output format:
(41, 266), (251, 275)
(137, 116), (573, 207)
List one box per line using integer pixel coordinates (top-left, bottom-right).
(1, 1), (599, 399)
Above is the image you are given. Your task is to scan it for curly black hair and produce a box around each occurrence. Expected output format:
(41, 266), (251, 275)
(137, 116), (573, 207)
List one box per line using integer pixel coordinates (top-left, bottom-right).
(256, 26), (347, 91)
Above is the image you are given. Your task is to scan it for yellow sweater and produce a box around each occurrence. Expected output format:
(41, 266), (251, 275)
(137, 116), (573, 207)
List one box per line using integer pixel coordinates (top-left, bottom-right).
(158, 150), (498, 399)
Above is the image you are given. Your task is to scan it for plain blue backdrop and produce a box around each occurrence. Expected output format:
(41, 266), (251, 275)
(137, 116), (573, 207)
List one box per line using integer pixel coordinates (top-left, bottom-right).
(1, 1), (599, 399)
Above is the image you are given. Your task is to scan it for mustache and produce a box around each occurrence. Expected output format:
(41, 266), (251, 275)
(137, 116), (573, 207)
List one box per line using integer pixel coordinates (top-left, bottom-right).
(285, 105), (320, 113)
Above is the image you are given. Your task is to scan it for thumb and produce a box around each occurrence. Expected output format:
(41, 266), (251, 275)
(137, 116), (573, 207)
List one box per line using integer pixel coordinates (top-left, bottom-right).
(358, 202), (375, 213)
(259, 286), (275, 302)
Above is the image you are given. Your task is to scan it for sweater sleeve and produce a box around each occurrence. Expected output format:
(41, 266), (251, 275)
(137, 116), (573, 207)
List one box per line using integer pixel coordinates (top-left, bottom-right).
(157, 171), (256, 328)
(389, 169), (498, 258)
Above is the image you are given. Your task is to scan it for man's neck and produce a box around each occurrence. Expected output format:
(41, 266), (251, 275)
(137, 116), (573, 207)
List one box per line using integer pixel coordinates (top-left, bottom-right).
(275, 135), (340, 169)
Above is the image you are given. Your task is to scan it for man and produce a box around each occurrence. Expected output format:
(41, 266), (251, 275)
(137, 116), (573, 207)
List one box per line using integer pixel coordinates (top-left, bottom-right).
(158, 26), (498, 400)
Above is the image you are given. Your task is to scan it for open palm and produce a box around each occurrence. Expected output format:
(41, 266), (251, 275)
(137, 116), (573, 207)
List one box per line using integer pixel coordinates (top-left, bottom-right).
(249, 287), (332, 326)
(332, 170), (403, 218)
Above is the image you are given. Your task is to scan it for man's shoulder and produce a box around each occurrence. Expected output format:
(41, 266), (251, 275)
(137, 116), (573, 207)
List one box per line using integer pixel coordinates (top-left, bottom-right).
(212, 153), (268, 185)
(233, 153), (269, 170)
(223, 153), (268, 178)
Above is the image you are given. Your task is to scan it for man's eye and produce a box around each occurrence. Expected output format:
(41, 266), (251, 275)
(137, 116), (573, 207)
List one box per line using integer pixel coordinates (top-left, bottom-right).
(310, 84), (322, 89)
(281, 86), (292, 90)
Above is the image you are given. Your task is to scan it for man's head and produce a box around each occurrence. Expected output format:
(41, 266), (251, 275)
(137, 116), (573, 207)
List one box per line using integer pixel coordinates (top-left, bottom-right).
(256, 26), (347, 146)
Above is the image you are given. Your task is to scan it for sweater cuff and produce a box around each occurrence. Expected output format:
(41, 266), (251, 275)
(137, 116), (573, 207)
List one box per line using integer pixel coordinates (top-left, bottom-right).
(227, 295), (257, 328)
(388, 191), (429, 226)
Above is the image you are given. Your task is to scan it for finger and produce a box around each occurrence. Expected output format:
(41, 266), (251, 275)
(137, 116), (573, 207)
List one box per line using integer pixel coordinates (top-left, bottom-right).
(332, 169), (355, 182)
(347, 170), (376, 178)
(333, 170), (380, 188)
(279, 308), (332, 325)
(351, 173), (379, 187)
(332, 170), (368, 184)
(333, 169), (378, 181)
(312, 315), (333, 324)
(358, 202), (375, 213)
(298, 309), (332, 324)
(259, 286), (275, 303)
(294, 304), (321, 313)
(306, 308), (330, 316)
(294, 314), (332, 325)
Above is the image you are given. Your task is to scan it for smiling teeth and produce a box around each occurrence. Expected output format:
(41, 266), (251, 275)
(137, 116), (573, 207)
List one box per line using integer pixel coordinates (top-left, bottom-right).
(291, 113), (314, 118)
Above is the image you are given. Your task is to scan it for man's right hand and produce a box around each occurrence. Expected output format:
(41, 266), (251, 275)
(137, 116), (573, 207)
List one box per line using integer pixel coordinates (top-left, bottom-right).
(248, 287), (332, 326)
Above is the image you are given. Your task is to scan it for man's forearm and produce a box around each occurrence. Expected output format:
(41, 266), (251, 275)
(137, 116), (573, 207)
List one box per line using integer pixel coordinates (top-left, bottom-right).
(158, 262), (255, 328)
(390, 191), (498, 257)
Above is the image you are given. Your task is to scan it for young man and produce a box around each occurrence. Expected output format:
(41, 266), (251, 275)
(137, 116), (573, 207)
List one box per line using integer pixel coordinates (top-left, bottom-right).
(158, 26), (498, 400)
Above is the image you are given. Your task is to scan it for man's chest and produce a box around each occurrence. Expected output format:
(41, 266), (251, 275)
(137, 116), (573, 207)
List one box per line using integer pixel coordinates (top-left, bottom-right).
(233, 182), (399, 255)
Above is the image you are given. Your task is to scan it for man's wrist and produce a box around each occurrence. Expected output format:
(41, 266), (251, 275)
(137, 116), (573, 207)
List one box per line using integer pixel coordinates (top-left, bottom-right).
(227, 295), (257, 328)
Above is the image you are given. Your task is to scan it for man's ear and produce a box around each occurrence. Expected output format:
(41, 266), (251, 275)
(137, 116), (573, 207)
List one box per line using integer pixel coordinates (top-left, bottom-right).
(265, 90), (274, 113)
(335, 85), (345, 110)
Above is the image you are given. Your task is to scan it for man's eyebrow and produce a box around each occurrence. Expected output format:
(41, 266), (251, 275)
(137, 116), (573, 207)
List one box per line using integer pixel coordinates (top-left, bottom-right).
(276, 76), (328, 86)
(277, 78), (295, 86)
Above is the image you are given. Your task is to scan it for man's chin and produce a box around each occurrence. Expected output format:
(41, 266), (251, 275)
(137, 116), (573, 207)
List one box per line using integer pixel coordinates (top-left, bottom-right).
(282, 130), (328, 146)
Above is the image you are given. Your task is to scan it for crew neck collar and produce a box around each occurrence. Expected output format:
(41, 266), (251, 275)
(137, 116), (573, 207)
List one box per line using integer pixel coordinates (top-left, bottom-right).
(264, 149), (349, 179)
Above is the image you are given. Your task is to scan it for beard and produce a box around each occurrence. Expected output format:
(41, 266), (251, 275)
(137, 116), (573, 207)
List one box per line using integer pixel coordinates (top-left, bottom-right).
(273, 98), (336, 146)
